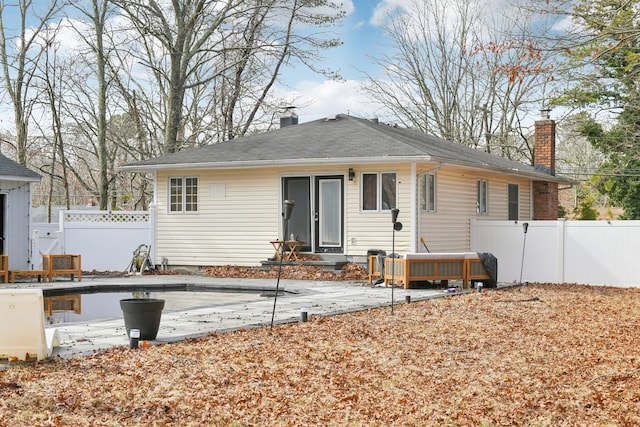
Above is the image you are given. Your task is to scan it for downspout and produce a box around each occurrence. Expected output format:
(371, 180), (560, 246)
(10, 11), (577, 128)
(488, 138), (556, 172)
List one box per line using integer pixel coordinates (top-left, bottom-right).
(529, 181), (534, 220)
(150, 170), (158, 267)
(415, 163), (443, 252)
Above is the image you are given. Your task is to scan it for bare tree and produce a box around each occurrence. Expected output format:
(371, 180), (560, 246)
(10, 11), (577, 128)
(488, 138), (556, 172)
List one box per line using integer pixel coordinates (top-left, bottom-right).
(216, 0), (343, 141)
(37, 27), (71, 220)
(362, 0), (560, 161)
(0, 0), (346, 210)
(112, 0), (244, 154)
(0, 0), (62, 165)
(114, 0), (344, 153)
(58, 0), (116, 209)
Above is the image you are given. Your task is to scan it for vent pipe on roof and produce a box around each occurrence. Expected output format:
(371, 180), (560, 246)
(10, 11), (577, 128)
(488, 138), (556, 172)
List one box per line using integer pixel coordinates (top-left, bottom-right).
(369, 116), (379, 124)
(540, 107), (551, 120)
(280, 106), (298, 128)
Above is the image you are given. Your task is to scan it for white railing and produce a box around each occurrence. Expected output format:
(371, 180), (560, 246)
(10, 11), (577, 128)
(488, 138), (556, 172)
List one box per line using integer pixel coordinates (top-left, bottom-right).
(32, 208), (155, 272)
(470, 219), (640, 287)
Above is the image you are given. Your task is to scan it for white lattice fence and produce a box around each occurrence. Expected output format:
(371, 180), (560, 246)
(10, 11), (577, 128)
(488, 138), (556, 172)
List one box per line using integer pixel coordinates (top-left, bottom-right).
(63, 211), (150, 223)
(33, 209), (154, 272)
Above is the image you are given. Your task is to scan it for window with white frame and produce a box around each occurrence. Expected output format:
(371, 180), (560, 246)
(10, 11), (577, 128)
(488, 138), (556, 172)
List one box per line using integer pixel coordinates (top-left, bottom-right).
(169, 177), (198, 213)
(477, 179), (488, 215)
(421, 172), (437, 211)
(362, 172), (397, 211)
(508, 183), (519, 220)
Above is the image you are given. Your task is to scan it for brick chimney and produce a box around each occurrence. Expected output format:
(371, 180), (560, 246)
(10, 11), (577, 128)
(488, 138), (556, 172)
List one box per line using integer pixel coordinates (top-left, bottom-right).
(532, 109), (558, 220)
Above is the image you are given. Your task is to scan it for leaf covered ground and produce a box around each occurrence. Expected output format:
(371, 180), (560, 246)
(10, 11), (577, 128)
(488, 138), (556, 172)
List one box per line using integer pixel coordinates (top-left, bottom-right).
(2, 283), (640, 426)
(202, 262), (371, 281)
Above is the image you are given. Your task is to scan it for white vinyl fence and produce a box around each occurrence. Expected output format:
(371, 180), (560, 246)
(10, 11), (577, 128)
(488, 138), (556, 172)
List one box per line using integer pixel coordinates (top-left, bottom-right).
(33, 212), (640, 287)
(471, 219), (640, 287)
(32, 209), (154, 272)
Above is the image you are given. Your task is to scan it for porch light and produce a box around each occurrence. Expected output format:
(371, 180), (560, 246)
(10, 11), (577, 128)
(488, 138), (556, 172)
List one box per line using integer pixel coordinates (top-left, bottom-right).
(348, 168), (355, 181)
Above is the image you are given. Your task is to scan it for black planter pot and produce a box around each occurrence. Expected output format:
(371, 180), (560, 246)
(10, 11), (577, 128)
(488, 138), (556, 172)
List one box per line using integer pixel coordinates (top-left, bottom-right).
(120, 298), (165, 340)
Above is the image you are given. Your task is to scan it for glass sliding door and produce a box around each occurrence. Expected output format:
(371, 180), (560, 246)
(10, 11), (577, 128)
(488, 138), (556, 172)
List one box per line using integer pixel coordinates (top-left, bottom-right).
(283, 177), (311, 252)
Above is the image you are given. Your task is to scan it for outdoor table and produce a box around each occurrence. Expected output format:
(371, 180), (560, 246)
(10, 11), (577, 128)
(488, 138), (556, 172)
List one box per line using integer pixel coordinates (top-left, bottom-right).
(270, 240), (304, 261)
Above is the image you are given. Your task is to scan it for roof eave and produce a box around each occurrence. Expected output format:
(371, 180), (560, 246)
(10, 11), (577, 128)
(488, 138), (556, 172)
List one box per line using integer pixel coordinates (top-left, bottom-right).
(120, 156), (573, 184)
(119, 156), (437, 173)
(0, 175), (41, 183)
(439, 159), (573, 184)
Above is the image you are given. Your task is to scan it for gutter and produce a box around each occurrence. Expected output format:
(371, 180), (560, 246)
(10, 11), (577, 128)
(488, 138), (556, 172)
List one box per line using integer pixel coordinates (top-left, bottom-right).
(119, 156), (437, 172)
(0, 175), (41, 183)
(120, 155), (569, 184)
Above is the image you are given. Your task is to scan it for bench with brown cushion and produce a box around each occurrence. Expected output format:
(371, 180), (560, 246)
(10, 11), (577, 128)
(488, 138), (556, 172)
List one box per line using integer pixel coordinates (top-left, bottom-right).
(381, 252), (493, 289)
(43, 254), (82, 282)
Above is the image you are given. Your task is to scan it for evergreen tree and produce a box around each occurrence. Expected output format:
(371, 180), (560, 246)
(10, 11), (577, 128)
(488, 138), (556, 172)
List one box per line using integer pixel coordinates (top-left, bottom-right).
(555, 0), (640, 218)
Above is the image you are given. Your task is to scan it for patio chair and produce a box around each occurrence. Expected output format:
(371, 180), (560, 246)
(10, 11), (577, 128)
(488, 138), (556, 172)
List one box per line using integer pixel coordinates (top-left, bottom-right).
(0, 289), (60, 361)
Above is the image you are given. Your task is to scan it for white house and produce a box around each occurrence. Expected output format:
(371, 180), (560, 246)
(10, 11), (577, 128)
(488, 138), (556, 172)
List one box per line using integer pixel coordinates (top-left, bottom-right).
(121, 113), (570, 268)
(0, 153), (41, 269)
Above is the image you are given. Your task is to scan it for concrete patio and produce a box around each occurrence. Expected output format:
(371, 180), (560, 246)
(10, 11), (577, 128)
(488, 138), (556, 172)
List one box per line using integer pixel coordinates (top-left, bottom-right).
(3, 274), (461, 359)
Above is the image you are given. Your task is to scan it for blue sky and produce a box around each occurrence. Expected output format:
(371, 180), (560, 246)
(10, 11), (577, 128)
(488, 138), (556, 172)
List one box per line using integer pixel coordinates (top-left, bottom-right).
(277, 1), (393, 123)
(0, 0), (393, 135)
(277, 0), (569, 125)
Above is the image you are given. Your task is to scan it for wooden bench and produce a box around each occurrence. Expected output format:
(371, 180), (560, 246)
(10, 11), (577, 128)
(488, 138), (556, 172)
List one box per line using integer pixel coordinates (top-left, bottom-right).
(44, 295), (82, 316)
(9, 270), (49, 283)
(379, 252), (494, 289)
(43, 254), (82, 282)
(0, 255), (7, 283)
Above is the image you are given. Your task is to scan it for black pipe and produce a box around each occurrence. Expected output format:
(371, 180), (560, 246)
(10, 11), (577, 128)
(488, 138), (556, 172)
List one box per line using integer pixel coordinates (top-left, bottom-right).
(271, 200), (295, 331)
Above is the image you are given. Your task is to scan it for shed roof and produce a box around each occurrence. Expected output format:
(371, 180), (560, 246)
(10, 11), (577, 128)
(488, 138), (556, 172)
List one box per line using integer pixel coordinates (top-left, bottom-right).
(0, 153), (41, 182)
(122, 114), (570, 183)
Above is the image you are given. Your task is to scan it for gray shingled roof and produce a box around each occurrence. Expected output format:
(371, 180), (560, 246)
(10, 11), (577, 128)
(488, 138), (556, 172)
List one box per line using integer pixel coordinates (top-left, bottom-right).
(122, 114), (568, 183)
(0, 153), (41, 181)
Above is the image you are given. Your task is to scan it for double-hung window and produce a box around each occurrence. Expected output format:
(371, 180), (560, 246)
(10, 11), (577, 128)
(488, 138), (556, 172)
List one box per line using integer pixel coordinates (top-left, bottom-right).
(422, 172), (437, 212)
(477, 179), (488, 215)
(508, 183), (519, 220)
(362, 172), (397, 211)
(170, 177), (198, 213)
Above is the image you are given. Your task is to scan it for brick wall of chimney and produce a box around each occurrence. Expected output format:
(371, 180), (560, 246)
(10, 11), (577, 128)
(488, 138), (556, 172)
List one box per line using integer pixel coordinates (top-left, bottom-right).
(532, 118), (558, 220)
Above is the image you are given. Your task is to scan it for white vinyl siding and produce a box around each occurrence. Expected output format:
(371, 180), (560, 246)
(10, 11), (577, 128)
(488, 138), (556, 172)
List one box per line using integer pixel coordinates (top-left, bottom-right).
(1, 181), (33, 269)
(418, 168), (532, 252)
(153, 163), (533, 266)
(157, 169), (281, 266)
(346, 164), (412, 255)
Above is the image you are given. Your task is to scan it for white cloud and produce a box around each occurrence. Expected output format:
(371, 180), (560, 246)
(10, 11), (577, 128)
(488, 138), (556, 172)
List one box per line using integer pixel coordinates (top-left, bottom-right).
(280, 79), (386, 122)
(552, 15), (576, 32)
(369, 0), (411, 26)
